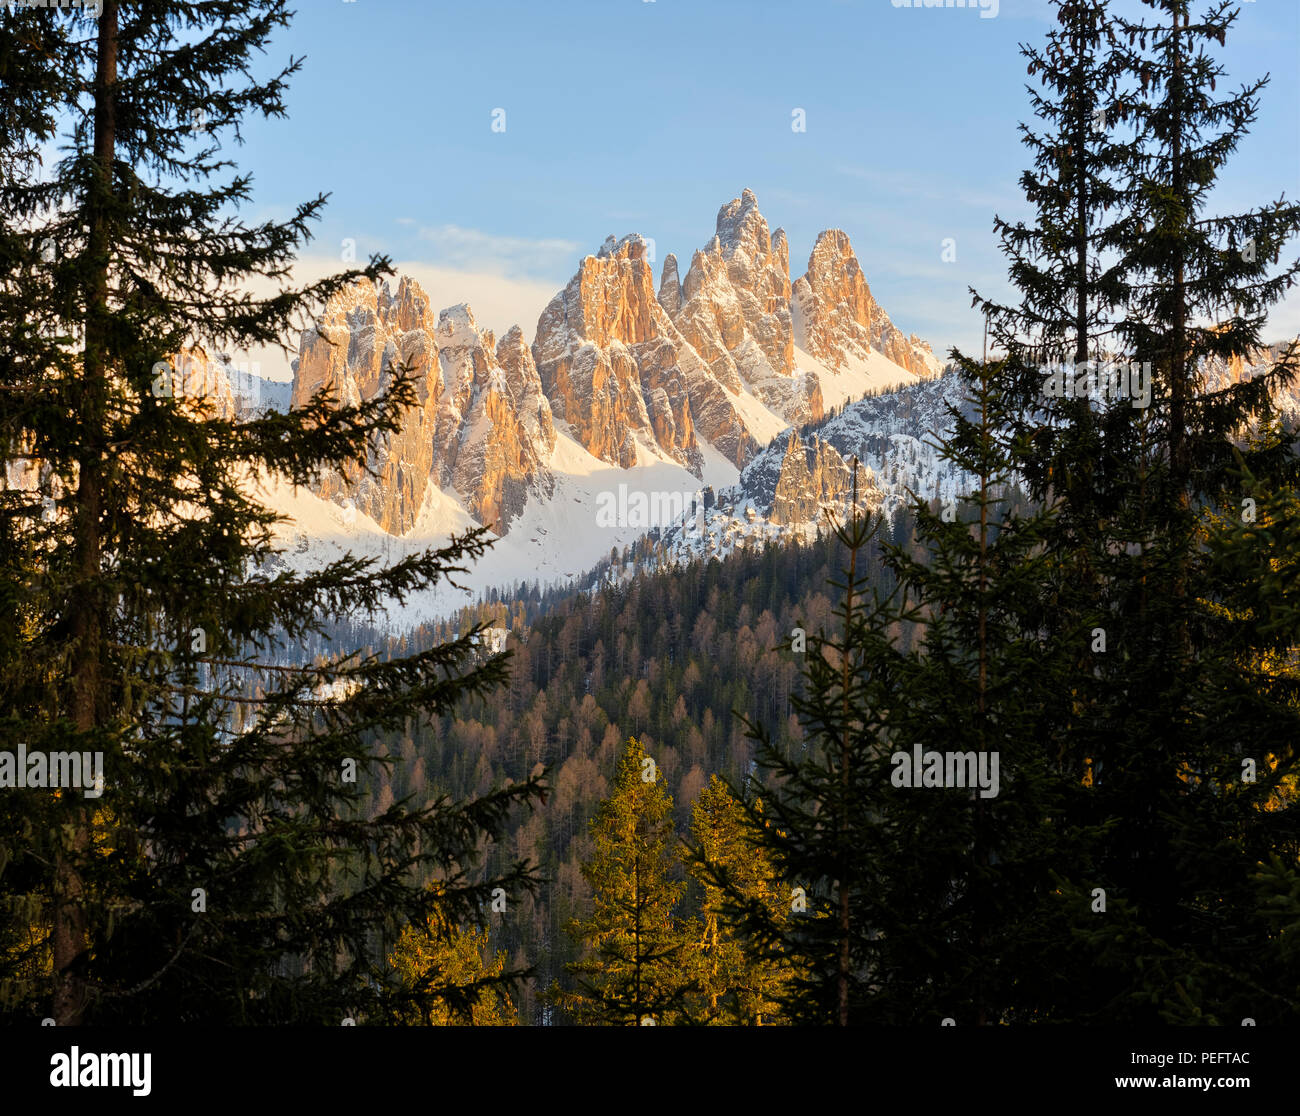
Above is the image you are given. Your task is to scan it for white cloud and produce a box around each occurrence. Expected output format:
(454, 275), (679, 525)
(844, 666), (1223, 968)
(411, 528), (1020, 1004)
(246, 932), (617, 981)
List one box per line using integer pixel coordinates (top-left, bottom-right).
(235, 253), (563, 384)
(391, 261), (560, 339)
(416, 224), (581, 279)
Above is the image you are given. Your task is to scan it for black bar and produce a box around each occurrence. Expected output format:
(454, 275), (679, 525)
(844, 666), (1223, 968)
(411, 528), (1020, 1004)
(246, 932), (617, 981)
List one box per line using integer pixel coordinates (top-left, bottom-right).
(0, 1026), (1290, 1104)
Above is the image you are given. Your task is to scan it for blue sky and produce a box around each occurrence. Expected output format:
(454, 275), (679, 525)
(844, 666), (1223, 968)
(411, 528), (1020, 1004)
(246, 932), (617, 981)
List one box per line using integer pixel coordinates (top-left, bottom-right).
(232, 0), (1300, 372)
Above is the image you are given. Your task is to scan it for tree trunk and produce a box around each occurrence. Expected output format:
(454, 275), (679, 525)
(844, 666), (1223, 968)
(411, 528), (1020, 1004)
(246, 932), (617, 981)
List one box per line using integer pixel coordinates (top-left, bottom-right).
(837, 505), (857, 1027)
(55, 0), (117, 1027)
(1169, 5), (1189, 508)
(1074, 12), (1089, 368)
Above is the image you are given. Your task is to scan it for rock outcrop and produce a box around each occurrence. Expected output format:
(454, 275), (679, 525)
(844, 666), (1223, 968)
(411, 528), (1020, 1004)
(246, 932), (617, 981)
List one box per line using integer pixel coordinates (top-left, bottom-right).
(657, 252), (682, 317)
(291, 278), (553, 534)
(166, 346), (240, 421)
(793, 229), (937, 377)
(532, 234), (692, 471)
(770, 428), (879, 525)
(435, 305), (557, 532)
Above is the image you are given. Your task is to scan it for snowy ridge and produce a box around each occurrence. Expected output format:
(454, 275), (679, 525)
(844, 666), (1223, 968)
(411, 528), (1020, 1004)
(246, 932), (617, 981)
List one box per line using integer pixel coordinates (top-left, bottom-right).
(656, 368), (971, 565)
(653, 340), (1300, 571)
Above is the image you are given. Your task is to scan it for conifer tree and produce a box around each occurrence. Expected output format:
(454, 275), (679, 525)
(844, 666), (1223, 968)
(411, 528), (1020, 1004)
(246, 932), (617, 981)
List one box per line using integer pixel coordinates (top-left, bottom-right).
(981, 0), (1135, 377)
(869, 358), (1090, 1025)
(560, 736), (689, 1024)
(389, 889), (519, 1026)
(1054, 0), (1299, 1024)
(685, 774), (790, 1025)
(974, 0), (1142, 763)
(0, 1), (545, 1025)
(702, 469), (905, 1025)
(975, 0), (1300, 1022)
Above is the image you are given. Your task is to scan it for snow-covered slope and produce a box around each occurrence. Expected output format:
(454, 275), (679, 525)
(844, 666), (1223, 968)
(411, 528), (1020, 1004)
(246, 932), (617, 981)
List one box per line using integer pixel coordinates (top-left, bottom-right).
(257, 422), (739, 622)
(658, 369), (970, 564)
(656, 341), (1300, 570)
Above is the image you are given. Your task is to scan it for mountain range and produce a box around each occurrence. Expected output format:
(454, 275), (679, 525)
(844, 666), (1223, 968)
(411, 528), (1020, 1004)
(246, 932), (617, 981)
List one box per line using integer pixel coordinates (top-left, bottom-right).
(202, 190), (1296, 627)
(236, 190), (940, 619)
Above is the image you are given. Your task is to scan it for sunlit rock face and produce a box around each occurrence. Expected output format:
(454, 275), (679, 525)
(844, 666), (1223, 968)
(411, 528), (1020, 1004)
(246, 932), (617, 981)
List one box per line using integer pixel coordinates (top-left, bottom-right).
(670, 189), (822, 432)
(291, 279), (554, 534)
(770, 428), (880, 526)
(793, 228), (937, 377)
(290, 190), (947, 537)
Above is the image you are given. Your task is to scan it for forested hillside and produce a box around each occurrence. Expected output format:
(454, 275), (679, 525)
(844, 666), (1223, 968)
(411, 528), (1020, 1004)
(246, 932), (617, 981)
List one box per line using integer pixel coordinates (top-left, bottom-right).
(356, 512), (922, 1023)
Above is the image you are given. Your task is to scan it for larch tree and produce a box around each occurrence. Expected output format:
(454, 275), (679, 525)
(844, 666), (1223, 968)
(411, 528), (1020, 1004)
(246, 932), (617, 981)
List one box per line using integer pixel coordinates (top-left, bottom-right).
(684, 774), (790, 1025)
(388, 885), (519, 1027)
(560, 736), (690, 1025)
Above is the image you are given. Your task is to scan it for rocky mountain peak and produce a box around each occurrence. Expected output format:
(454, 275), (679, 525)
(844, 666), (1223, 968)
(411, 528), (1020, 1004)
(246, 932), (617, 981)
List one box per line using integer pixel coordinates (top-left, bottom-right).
(714, 187), (769, 260)
(668, 191), (816, 430)
(793, 229), (937, 378)
(657, 253), (682, 317)
(289, 192), (941, 547)
(531, 234), (666, 469)
(435, 302), (487, 355)
(494, 325), (557, 456)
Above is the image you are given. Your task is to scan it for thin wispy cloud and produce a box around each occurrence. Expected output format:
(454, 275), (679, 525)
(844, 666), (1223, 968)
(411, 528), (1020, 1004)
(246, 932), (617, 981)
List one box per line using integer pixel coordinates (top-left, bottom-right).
(836, 164), (1019, 215)
(416, 224), (582, 279)
(234, 252), (564, 384)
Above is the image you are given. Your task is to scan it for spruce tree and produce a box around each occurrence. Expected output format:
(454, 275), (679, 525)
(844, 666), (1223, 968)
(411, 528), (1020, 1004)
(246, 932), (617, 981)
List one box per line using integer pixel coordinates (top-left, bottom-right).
(860, 358), (1087, 1025)
(0, 1), (545, 1025)
(976, 0), (1300, 1022)
(973, 0), (1142, 779)
(701, 468), (905, 1025)
(1054, 0), (1300, 1024)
